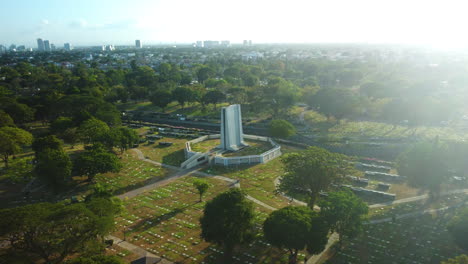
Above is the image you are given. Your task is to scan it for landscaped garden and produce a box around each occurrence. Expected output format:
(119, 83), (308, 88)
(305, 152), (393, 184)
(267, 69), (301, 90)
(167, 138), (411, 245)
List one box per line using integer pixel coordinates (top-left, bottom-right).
(112, 176), (298, 263)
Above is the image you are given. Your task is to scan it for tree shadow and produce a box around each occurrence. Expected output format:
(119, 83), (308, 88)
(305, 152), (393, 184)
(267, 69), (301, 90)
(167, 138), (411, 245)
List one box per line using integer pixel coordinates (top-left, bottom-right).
(130, 203), (193, 233)
(161, 149), (185, 167)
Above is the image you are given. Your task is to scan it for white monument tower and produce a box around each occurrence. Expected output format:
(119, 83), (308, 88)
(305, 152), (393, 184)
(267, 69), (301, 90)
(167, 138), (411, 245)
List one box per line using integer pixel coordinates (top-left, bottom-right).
(220, 104), (248, 151)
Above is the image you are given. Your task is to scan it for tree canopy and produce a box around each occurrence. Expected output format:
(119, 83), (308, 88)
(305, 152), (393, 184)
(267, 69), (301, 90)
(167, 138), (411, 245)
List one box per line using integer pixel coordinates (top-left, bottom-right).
(269, 119), (296, 138)
(0, 126), (33, 167)
(200, 188), (255, 262)
(278, 146), (350, 208)
(263, 206), (329, 264)
(318, 190), (368, 242)
(74, 144), (122, 181)
(447, 209), (468, 251)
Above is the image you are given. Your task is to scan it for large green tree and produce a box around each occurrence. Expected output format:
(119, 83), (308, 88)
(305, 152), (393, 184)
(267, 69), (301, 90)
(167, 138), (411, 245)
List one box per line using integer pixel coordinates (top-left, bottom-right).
(269, 119), (296, 138)
(32, 135), (64, 158)
(0, 126), (33, 168)
(278, 147), (350, 208)
(396, 142), (448, 196)
(0, 202), (116, 264)
(35, 149), (72, 192)
(74, 144), (122, 182)
(78, 118), (110, 145)
(200, 188), (255, 262)
(150, 90), (173, 112)
(263, 206), (329, 264)
(318, 190), (368, 242)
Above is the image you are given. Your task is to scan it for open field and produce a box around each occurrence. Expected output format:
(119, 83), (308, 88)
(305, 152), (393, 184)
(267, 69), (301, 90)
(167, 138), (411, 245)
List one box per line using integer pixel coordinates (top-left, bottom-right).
(112, 176), (299, 264)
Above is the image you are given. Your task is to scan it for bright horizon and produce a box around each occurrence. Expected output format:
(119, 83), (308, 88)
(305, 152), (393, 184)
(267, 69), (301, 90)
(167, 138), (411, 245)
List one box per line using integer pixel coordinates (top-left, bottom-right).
(1, 0), (468, 50)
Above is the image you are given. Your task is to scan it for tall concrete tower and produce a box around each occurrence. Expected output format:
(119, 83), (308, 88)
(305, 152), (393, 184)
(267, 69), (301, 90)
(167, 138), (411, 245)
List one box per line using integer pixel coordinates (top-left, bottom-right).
(37, 38), (44, 51)
(135, 39), (142, 48)
(220, 104), (248, 151)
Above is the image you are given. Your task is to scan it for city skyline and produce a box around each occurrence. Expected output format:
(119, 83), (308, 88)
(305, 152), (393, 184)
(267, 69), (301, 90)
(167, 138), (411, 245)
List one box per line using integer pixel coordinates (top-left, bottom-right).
(1, 0), (468, 50)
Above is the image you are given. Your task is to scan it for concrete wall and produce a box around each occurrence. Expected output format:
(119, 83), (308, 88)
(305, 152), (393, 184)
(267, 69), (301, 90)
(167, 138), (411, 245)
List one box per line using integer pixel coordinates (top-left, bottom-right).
(184, 134), (281, 167)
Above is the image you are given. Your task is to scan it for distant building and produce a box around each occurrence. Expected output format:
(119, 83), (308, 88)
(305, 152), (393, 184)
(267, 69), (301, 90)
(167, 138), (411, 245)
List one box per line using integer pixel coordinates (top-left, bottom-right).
(196, 40), (203, 48)
(64, 43), (72, 51)
(16, 45), (26, 51)
(203, 40), (219, 48)
(243, 40), (252, 46)
(50, 44), (56, 51)
(0, 45), (6, 53)
(37, 38), (44, 51)
(248, 40), (252, 46)
(105, 45), (115, 51)
(44, 40), (50, 51)
(221, 40), (231, 47)
(135, 39), (142, 48)
(9, 44), (16, 51)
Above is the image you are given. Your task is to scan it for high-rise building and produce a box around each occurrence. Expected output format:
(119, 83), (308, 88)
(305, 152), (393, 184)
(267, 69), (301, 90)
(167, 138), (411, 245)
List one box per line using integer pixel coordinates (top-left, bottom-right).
(37, 38), (44, 51)
(0, 45), (6, 53)
(203, 40), (220, 48)
(243, 40), (248, 46)
(196, 41), (203, 48)
(135, 39), (142, 48)
(44, 40), (50, 51)
(64, 43), (72, 51)
(248, 40), (252, 46)
(221, 40), (231, 47)
(51, 44), (56, 51)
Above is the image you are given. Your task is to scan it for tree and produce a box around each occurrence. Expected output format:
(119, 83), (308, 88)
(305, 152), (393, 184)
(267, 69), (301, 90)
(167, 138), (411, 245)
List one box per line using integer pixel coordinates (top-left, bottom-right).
(0, 127), (33, 168)
(62, 127), (79, 148)
(396, 142), (448, 197)
(0, 110), (14, 127)
(447, 209), (468, 251)
(35, 149), (72, 192)
(0, 202), (110, 264)
(318, 190), (368, 242)
(263, 206), (329, 264)
(278, 147), (350, 209)
(202, 90), (226, 110)
(32, 135), (63, 158)
(197, 66), (215, 84)
(51, 116), (74, 134)
(200, 188), (255, 262)
(193, 179), (210, 202)
(269, 119), (296, 138)
(441, 255), (468, 264)
(78, 118), (110, 145)
(172, 87), (194, 108)
(74, 144), (122, 182)
(150, 90), (173, 112)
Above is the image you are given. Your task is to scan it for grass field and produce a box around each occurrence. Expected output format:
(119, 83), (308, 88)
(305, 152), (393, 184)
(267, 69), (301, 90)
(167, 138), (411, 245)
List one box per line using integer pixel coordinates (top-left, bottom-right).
(113, 176), (299, 264)
(190, 139), (273, 157)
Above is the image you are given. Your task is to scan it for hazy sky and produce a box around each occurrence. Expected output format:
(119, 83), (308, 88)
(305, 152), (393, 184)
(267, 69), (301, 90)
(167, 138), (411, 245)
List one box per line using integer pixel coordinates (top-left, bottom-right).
(1, 0), (467, 48)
